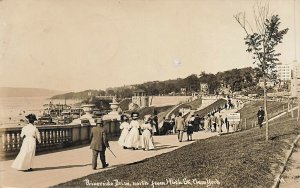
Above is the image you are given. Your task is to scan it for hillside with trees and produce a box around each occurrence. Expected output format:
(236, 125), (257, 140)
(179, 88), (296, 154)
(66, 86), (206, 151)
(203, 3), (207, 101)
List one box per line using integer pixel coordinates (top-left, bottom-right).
(51, 67), (263, 100)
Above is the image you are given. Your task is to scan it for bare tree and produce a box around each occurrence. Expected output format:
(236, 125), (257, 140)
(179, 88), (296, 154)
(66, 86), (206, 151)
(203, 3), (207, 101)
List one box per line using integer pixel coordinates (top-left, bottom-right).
(234, 1), (288, 141)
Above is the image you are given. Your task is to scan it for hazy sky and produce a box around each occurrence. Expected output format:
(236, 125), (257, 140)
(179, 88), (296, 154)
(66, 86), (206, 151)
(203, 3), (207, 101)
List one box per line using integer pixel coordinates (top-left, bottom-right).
(0, 0), (299, 91)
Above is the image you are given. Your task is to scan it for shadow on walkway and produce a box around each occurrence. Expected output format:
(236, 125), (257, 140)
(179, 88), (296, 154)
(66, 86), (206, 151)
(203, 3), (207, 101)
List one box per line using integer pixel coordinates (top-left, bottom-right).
(153, 145), (178, 151)
(33, 164), (91, 171)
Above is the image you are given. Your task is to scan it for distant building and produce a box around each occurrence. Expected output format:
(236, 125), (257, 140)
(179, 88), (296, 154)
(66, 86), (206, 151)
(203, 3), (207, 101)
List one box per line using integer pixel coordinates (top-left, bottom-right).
(292, 61), (300, 79)
(180, 88), (187, 95)
(276, 62), (292, 81)
(257, 78), (276, 88)
(291, 61), (300, 98)
(199, 83), (208, 94)
(131, 89), (149, 108)
(219, 84), (231, 95)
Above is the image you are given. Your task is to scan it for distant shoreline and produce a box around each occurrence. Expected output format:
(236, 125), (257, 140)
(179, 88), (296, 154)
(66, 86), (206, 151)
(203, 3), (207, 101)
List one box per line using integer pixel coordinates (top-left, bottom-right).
(0, 87), (64, 98)
(0, 96), (80, 128)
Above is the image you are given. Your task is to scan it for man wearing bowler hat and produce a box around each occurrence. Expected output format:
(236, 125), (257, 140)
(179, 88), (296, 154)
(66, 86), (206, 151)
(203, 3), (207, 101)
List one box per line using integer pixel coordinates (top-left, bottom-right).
(90, 118), (109, 170)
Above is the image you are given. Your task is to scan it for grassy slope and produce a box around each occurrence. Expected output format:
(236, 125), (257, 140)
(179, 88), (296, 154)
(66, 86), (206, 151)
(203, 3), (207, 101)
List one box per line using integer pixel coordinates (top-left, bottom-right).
(54, 102), (300, 188)
(238, 101), (288, 130)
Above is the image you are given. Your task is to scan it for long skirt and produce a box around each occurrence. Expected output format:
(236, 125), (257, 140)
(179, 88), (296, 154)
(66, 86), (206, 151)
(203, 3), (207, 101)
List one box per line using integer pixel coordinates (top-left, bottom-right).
(11, 137), (36, 170)
(124, 128), (140, 148)
(141, 130), (154, 151)
(118, 129), (130, 146)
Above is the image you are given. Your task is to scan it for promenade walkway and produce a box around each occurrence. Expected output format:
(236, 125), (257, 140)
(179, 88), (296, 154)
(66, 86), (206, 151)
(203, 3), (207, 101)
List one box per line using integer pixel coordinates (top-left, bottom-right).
(0, 100), (240, 188)
(0, 132), (219, 188)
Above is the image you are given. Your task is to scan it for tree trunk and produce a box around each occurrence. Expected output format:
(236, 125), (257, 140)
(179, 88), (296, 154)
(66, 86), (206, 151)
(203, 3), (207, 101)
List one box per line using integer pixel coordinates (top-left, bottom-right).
(297, 96), (300, 124)
(263, 76), (269, 141)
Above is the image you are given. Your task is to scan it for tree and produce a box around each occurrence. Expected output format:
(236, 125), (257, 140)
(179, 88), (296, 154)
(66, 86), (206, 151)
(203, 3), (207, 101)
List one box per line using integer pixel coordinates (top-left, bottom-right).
(106, 89), (115, 96)
(183, 74), (200, 92)
(234, 2), (288, 141)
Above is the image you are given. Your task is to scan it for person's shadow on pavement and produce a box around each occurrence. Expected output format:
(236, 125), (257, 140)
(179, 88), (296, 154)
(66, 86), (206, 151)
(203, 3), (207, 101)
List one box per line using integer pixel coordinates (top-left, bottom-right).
(33, 164), (91, 171)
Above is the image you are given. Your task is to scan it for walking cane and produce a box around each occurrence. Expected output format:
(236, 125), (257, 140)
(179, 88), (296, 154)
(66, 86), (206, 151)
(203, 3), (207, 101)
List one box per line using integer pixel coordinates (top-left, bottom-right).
(108, 148), (117, 158)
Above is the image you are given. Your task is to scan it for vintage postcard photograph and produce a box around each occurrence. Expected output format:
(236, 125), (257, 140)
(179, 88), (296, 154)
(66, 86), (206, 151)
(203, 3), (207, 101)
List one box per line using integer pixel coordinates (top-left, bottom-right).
(0, 0), (299, 187)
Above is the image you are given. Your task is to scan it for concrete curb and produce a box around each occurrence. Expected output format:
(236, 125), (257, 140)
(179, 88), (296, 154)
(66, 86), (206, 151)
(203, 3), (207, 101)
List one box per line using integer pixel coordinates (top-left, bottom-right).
(272, 134), (300, 188)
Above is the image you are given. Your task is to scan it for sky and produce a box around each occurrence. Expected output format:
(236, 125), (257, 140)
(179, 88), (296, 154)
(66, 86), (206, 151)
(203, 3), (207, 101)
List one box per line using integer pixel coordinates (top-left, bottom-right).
(0, 0), (299, 92)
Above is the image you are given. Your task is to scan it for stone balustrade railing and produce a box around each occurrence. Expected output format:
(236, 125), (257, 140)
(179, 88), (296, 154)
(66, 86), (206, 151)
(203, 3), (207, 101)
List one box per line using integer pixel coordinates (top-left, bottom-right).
(0, 120), (120, 159)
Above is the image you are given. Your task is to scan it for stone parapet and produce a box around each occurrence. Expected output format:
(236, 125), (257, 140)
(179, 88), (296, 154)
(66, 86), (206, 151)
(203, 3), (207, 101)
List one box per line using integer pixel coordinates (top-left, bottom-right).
(0, 120), (120, 159)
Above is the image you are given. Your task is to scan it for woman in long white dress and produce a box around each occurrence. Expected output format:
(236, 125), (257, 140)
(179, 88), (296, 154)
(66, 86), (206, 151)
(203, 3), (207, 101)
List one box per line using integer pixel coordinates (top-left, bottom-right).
(124, 112), (140, 150)
(118, 116), (131, 148)
(11, 114), (41, 171)
(141, 117), (155, 151)
(204, 116), (209, 132)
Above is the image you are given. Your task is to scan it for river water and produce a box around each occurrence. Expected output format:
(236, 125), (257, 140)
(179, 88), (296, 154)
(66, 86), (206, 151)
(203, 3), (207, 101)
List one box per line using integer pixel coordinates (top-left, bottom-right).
(0, 97), (81, 127)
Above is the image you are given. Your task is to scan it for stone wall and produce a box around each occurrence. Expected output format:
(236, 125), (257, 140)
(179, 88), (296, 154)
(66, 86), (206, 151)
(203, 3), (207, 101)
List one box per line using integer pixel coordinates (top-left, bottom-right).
(149, 96), (193, 107)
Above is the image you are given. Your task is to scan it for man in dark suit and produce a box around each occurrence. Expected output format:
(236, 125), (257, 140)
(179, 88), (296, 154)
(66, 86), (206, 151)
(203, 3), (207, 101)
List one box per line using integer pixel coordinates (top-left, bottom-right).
(257, 106), (265, 128)
(153, 114), (159, 135)
(90, 118), (109, 170)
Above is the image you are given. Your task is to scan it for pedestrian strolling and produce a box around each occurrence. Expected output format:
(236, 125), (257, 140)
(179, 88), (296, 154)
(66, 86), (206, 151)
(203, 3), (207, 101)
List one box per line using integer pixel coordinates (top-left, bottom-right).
(141, 116), (155, 151)
(203, 116), (208, 132)
(257, 106), (265, 128)
(118, 115), (131, 149)
(153, 115), (159, 135)
(193, 114), (200, 132)
(225, 116), (230, 133)
(160, 117), (172, 135)
(207, 114), (212, 131)
(11, 114), (41, 171)
(211, 114), (217, 132)
(124, 112), (140, 150)
(175, 112), (185, 142)
(90, 118), (109, 170)
(187, 121), (193, 141)
(169, 118), (175, 134)
(217, 114), (224, 133)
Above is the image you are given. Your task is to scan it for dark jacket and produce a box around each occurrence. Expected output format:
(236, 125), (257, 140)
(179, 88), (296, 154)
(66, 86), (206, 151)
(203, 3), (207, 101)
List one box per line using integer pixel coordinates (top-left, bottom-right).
(257, 110), (265, 119)
(90, 126), (109, 151)
(193, 116), (200, 125)
(257, 109), (265, 124)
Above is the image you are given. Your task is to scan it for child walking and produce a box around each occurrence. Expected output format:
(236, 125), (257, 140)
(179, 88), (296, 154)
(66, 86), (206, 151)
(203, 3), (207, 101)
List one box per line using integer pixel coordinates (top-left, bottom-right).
(187, 121), (194, 141)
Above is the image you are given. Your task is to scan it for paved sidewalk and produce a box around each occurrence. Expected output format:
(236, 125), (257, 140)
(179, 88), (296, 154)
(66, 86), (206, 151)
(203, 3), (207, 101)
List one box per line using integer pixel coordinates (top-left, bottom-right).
(0, 99), (241, 188)
(280, 138), (300, 188)
(0, 131), (219, 188)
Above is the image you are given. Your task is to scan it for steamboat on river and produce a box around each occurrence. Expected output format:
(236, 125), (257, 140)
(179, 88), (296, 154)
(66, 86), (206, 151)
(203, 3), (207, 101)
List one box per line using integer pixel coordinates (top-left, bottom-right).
(38, 102), (106, 125)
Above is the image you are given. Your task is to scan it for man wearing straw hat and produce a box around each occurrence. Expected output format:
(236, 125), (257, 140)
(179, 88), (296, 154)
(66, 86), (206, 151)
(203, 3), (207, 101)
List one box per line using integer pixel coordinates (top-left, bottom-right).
(90, 118), (109, 170)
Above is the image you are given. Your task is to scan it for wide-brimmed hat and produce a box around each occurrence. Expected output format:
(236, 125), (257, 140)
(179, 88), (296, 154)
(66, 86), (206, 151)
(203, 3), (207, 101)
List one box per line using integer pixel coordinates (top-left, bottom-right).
(144, 114), (152, 122)
(25, 114), (37, 121)
(131, 112), (139, 120)
(96, 118), (104, 124)
(121, 115), (129, 121)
